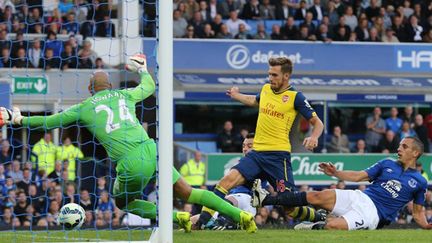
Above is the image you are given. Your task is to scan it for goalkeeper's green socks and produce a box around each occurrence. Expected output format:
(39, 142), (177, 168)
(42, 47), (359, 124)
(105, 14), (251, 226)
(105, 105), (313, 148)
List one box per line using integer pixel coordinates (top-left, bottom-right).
(125, 199), (180, 222)
(187, 188), (241, 222)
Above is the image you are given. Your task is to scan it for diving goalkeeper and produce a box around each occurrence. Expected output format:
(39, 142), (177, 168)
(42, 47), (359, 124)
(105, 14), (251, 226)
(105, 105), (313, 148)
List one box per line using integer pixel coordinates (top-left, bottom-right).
(0, 54), (256, 233)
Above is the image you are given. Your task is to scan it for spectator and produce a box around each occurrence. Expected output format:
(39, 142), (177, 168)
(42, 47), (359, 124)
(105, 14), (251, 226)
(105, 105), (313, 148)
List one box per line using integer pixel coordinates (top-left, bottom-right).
(373, 16), (385, 37)
(259, 0), (275, 20)
(32, 133), (57, 175)
(414, 114), (430, 153)
(1, 47), (11, 67)
(173, 9), (188, 38)
(225, 10), (250, 37)
(184, 0), (200, 21)
(219, 0), (241, 19)
(2, 177), (15, 197)
(217, 120), (238, 152)
(364, 0), (380, 22)
(11, 32), (28, 58)
(28, 39), (42, 68)
(96, 176), (108, 196)
(45, 31), (63, 57)
(406, 15), (423, 42)
(64, 183), (78, 204)
(58, 0), (74, 16)
(392, 14), (408, 42)
(0, 207), (20, 227)
(241, 0), (260, 20)
(0, 164), (5, 185)
(385, 107), (403, 133)
(327, 126), (350, 153)
(382, 27), (399, 42)
(423, 29), (432, 43)
(78, 39), (98, 64)
(333, 0), (346, 17)
(0, 6), (14, 32)
(79, 189), (96, 226)
(56, 137), (84, 181)
(309, 0), (324, 21)
(16, 168), (32, 192)
(183, 24), (197, 38)
(13, 48), (34, 68)
(0, 140), (13, 165)
(62, 12), (80, 35)
(28, 7), (43, 33)
(253, 23), (270, 40)
(298, 25), (315, 41)
(202, 23), (215, 38)
(14, 190), (28, 225)
(355, 17), (370, 41)
(235, 23), (253, 39)
(28, 184), (46, 216)
(46, 200), (60, 226)
(78, 49), (94, 69)
(211, 14), (223, 35)
(327, 1), (340, 26)
(416, 163), (429, 181)
(351, 139), (368, 153)
(180, 151), (206, 188)
(96, 15), (116, 37)
(294, 0), (308, 21)
(0, 29), (9, 51)
(316, 24), (332, 42)
(343, 6), (358, 31)
(336, 180), (346, 189)
(281, 16), (299, 40)
(215, 24), (232, 39)
(61, 43), (78, 70)
(207, 0), (219, 20)
(275, 0), (290, 20)
(48, 161), (62, 183)
(190, 10), (207, 38)
(96, 190), (115, 226)
(365, 107), (386, 152)
(402, 0), (414, 19)
(9, 160), (23, 183)
(333, 15), (351, 41)
(401, 105), (415, 127)
(23, 204), (37, 226)
(378, 130), (400, 154)
(95, 57), (108, 69)
(425, 113), (432, 146)
(398, 121), (416, 139)
(270, 24), (283, 40)
(302, 12), (316, 36)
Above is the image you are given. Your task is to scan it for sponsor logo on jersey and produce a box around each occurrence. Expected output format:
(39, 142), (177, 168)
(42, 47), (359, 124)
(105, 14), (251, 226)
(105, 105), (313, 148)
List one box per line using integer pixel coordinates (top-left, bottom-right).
(381, 179), (402, 198)
(386, 168), (393, 173)
(282, 95), (289, 103)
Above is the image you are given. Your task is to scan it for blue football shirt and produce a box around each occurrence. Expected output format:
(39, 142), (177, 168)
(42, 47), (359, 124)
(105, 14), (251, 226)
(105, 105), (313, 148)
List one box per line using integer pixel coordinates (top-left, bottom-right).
(363, 159), (428, 222)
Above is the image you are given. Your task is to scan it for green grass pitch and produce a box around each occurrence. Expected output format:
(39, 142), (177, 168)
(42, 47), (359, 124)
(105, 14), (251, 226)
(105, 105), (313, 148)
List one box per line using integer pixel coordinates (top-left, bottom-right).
(1, 229), (432, 242)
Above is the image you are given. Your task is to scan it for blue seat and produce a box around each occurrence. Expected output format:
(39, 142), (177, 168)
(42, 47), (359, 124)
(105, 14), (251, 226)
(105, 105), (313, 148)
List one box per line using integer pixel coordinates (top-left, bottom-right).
(197, 141), (218, 153)
(265, 20), (282, 33)
(246, 20), (261, 35)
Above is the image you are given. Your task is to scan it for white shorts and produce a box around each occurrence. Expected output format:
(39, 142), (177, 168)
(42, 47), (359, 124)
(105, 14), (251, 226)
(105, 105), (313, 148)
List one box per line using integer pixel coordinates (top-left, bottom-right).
(225, 193), (257, 216)
(332, 189), (380, 230)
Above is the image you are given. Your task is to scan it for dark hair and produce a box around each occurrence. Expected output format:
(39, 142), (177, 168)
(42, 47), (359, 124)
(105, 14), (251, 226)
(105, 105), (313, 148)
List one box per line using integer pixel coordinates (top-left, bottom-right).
(268, 57), (293, 74)
(405, 136), (424, 159)
(246, 132), (255, 139)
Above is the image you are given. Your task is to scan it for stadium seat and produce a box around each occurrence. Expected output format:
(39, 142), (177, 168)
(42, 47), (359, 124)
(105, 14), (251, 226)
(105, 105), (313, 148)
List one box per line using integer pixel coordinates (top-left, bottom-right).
(264, 20), (283, 33)
(246, 20), (261, 35)
(197, 141), (218, 153)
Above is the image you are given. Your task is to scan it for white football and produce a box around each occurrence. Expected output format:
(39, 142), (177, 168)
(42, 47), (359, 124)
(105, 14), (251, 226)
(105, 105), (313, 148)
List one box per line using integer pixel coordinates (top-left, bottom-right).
(58, 203), (86, 230)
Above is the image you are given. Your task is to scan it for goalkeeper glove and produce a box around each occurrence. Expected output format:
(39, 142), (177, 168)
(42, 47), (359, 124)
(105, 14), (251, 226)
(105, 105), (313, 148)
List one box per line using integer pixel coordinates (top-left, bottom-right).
(0, 107), (23, 127)
(125, 54), (148, 74)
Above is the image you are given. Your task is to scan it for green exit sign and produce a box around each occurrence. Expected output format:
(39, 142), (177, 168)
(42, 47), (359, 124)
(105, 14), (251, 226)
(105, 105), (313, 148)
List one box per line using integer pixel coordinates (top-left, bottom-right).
(13, 77), (48, 94)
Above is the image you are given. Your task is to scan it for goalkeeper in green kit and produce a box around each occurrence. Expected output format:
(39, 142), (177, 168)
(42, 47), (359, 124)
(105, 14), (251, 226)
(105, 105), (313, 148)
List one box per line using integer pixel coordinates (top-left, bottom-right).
(0, 54), (257, 233)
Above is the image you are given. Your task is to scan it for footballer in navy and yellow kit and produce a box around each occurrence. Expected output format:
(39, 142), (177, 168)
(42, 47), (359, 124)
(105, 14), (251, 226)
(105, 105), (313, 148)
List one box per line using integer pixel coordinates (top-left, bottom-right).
(195, 57), (324, 228)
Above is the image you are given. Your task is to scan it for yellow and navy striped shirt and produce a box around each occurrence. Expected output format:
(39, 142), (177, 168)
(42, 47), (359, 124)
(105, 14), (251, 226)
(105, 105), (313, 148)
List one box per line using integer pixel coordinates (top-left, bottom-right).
(253, 84), (317, 152)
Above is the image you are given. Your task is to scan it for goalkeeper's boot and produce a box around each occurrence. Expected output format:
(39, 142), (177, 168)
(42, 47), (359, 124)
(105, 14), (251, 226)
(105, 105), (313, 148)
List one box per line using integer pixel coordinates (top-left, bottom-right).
(313, 209), (327, 222)
(239, 211), (257, 233)
(294, 221), (326, 230)
(251, 179), (269, 207)
(176, 212), (192, 233)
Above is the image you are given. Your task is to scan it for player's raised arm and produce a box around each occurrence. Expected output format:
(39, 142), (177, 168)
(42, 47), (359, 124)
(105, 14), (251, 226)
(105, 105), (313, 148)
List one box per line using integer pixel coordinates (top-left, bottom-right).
(125, 54), (156, 102)
(413, 203), (432, 229)
(0, 105), (80, 129)
(319, 162), (370, 182)
(226, 86), (258, 107)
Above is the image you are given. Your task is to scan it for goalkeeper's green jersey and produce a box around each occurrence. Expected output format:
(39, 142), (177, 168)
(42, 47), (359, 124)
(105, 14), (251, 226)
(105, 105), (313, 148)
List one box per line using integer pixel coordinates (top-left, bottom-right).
(22, 73), (155, 162)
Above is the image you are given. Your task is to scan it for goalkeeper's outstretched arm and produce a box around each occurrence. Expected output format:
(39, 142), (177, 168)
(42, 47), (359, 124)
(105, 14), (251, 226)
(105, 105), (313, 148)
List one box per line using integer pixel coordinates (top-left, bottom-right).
(125, 54), (155, 102)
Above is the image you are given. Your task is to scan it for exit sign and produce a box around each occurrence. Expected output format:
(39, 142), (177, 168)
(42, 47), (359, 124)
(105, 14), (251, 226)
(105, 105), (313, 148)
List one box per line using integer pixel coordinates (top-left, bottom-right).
(13, 77), (48, 94)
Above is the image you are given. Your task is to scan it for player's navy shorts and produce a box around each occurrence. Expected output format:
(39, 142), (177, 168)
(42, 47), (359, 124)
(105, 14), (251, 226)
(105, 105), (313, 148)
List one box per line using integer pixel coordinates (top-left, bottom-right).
(232, 150), (295, 193)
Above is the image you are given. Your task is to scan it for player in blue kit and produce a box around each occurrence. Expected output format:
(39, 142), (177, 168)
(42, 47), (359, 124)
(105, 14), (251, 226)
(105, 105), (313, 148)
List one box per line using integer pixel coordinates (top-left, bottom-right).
(252, 136), (432, 230)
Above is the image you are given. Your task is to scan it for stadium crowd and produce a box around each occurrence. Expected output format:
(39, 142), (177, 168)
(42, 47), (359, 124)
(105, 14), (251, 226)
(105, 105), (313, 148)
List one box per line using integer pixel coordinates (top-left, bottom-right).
(172, 0), (432, 42)
(0, 0), (113, 69)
